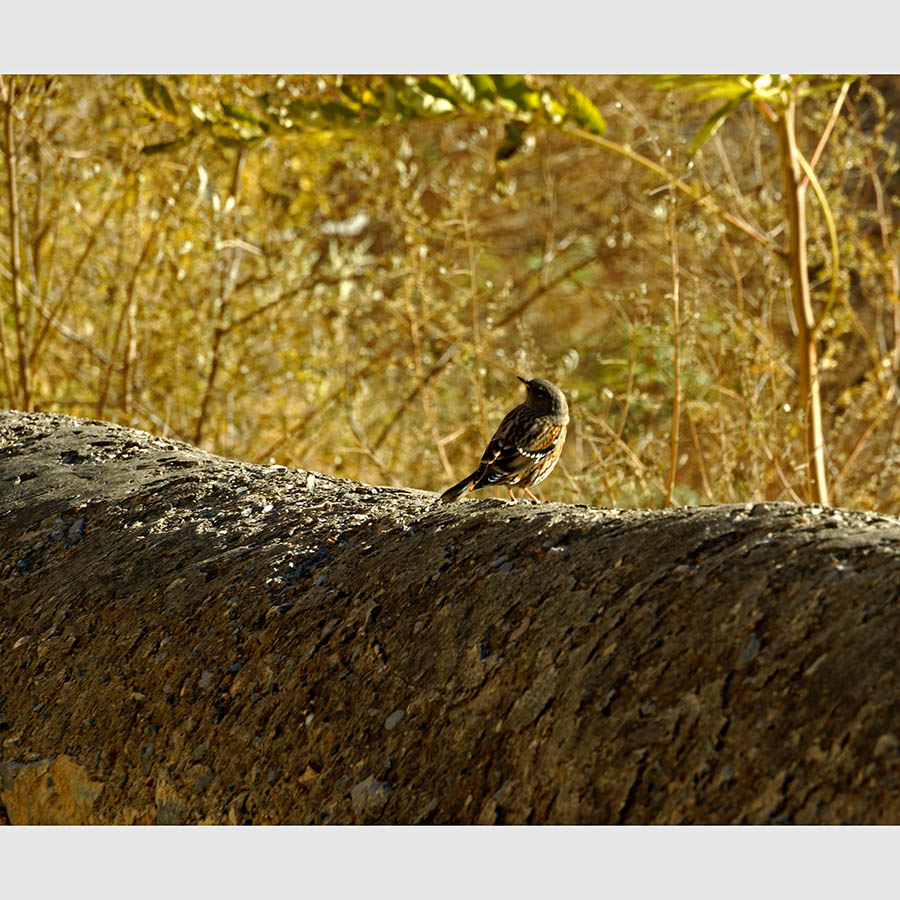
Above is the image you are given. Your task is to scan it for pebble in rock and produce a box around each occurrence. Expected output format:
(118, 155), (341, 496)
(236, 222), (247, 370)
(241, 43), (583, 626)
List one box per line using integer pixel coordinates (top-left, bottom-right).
(351, 776), (392, 816)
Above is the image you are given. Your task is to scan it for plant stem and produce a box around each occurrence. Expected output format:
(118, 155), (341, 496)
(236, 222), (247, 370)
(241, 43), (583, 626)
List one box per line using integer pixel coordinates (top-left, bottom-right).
(664, 190), (681, 507)
(2, 75), (31, 409)
(802, 80), (851, 188)
(775, 99), (829, 505)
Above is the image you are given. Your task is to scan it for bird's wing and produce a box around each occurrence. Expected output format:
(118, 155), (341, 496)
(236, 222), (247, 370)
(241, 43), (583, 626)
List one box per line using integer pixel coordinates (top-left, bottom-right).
(471, 408), (565, 487)
(513, 421), (566, 459)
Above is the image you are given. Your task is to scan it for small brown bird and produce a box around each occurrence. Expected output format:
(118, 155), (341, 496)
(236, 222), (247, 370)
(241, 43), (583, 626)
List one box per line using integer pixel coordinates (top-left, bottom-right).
(440, 376), (569, 503)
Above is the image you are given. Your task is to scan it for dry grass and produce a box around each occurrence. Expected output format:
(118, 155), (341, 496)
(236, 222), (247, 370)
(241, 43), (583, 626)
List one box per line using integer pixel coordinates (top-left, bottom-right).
(1, 75), (898, 511)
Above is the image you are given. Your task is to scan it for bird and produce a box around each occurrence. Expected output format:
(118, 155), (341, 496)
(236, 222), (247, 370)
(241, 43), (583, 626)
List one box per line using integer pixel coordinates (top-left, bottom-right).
(440, 376), (569, 503)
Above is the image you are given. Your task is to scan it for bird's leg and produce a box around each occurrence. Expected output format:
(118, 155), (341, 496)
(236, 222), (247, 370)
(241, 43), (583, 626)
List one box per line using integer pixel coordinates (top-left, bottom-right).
(522, 487), (541, 503)
(507, 487), (519, 503)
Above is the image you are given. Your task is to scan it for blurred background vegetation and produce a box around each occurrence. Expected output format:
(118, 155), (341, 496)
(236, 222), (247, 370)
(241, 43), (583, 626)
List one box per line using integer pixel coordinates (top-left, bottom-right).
(1, 74), (898, 511)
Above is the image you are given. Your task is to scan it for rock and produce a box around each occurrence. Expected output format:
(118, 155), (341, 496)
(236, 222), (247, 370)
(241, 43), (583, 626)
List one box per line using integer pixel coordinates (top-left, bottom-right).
(194, 768), (215, 792)
(351, 776), (392, 821)
(140, 743), (155, 776)
(0, 755), (103, 825)
(192, 742), (209, 762)
(737, 633), (762, 667)
(5, 410), (900, 824)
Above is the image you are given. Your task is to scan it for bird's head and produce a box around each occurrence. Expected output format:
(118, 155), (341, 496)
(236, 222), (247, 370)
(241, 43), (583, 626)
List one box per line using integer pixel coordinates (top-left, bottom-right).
(518, 376), (569, 419)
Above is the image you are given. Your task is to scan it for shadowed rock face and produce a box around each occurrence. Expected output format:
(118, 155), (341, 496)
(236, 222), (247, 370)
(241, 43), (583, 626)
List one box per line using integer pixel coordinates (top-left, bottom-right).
(2, 410), (900, 824)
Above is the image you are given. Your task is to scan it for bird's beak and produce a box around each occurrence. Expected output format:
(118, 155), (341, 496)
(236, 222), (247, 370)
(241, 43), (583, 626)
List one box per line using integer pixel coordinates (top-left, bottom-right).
(517, 376), (530, 386)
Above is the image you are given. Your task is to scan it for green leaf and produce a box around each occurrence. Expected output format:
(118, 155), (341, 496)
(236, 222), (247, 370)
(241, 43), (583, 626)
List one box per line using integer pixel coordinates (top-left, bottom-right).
(448, 74), (478, 105)
(337, 83), (364, 110)
(541, 91), (567, 123)
(418, 76), (457, 104)
(645, 75), (730, 93)
(467, 74), (496, 99)
(689, 91), (752, 153)
(795, 75), (857, 99)
(220, 102), (265, 127)
(646, 74), (796, 107)
(695, 79), (758, 101)
(494, 74), (523, 92)
(647, 75), (755, 101)
(395, 84), (454, 118)
(494, 75), (540, 111)
(564, 85), (606, 134)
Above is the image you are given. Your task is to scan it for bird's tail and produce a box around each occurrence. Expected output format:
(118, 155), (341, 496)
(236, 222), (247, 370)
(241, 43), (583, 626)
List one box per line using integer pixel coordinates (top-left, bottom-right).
(440, 473), (476, 503)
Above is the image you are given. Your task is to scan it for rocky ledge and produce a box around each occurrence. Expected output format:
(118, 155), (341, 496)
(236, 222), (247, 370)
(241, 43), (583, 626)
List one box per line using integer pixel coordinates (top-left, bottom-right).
(2, 410), (900, 824)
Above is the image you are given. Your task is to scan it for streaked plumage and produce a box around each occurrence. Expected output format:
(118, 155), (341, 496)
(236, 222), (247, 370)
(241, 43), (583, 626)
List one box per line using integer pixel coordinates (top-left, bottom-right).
(440, 376), (569, 503)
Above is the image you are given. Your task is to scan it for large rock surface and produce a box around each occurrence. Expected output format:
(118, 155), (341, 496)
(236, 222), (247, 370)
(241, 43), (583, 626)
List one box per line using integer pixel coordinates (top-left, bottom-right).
(2, 410), (900, 824)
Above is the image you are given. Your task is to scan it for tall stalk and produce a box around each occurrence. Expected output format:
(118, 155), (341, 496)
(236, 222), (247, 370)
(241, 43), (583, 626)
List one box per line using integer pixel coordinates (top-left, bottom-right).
(664, 190), (681, 507)
(775, 98), (829, 505)
(2, 76), (31, 410)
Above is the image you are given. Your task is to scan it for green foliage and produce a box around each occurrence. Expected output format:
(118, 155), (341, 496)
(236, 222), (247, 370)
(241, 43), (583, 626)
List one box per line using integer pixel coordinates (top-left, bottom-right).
(137, 74), (606, 162)
(563, 84), (607, 134)
(687, 92), (752, 154)
(648, 74), (856, 153)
